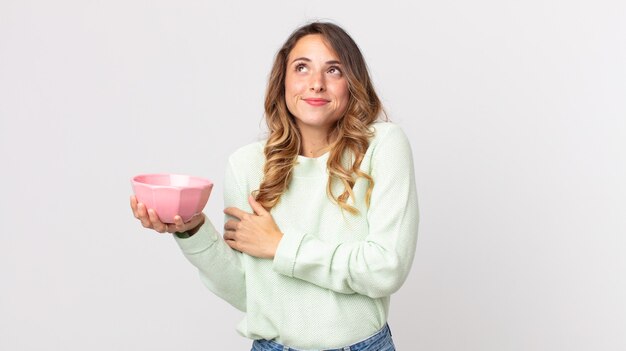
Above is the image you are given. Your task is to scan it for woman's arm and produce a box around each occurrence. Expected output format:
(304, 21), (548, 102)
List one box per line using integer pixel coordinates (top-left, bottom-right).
(173, 160), (247, 311)
(272, 125), (419, 298)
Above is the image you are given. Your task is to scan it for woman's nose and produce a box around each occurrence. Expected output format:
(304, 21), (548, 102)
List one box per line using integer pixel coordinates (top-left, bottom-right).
(309, 72), (325, 93)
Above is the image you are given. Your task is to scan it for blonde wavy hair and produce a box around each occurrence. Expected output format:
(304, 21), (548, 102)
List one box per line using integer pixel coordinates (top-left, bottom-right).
(255, 22), (385, 215)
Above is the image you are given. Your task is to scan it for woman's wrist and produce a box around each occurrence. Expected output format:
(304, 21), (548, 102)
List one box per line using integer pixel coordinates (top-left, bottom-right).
(187, 215), (205, 235)
(175, 215), (205, 238)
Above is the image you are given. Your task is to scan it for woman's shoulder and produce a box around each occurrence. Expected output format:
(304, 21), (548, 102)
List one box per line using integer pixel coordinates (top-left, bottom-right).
(228, 140), (266, 165)
(365, 121), (414, 166)
(369, 121), (410, 147)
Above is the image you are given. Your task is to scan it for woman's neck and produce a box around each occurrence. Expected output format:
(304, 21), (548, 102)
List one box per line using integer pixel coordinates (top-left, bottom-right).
(299, 125), (336, 157)
(301, 143), (330, 158)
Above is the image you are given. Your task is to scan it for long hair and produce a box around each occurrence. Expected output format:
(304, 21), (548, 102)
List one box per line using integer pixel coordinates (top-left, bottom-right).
(255, 22), (384, 214)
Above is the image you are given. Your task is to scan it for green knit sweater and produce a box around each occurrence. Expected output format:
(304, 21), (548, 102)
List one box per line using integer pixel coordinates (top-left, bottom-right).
(174, 122), (419, 349)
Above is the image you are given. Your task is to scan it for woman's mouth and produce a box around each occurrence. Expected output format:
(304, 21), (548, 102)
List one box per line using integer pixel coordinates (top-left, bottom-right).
(303, 98), (330, 106)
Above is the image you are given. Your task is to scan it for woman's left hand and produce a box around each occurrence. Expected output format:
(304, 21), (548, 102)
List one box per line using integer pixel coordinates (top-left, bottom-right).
(223, 196), (283, 259)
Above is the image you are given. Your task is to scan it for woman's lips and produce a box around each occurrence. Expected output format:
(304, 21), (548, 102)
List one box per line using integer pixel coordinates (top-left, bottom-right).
(303, 98), (330, 106)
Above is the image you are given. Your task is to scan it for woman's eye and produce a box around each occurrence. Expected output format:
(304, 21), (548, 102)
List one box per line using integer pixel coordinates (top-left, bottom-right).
(296, 64), (308, 72)
(328, 67), (342, 75)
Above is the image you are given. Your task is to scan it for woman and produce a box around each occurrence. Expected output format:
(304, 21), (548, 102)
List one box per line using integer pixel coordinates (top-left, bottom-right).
(131, 22), (418, 351)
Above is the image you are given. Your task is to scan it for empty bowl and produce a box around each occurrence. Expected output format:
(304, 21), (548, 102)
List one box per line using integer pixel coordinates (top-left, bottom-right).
(131, 174), (213, 223)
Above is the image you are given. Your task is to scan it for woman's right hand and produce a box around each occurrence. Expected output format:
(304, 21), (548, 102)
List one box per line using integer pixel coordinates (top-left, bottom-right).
(130, 195), (205, 235)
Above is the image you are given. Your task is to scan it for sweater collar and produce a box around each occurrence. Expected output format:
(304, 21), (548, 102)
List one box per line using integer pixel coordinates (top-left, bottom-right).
(293, 151), (330, 178)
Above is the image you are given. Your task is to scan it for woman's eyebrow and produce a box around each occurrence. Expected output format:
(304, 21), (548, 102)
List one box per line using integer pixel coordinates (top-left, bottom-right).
(291, 57), (311, 64)
(290, 57), (342, 65)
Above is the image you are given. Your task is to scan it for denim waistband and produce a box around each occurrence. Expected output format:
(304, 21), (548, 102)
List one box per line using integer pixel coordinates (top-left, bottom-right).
(251, 323), (392, 351)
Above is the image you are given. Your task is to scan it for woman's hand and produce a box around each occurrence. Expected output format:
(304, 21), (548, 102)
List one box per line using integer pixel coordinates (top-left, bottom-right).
(223, 196), (283, 259)
(130, 195), (205, 235)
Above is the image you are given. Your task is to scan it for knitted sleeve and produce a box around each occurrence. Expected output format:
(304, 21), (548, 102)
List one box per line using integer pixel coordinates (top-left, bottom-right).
(173, 160), (247, 311)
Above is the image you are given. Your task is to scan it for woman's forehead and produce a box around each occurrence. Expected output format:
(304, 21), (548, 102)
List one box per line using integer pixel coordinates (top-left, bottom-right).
(288, 34), (340, 63)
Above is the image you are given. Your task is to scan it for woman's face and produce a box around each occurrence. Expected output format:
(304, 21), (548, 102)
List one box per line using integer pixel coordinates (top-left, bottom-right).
(284, 34), (350, 134)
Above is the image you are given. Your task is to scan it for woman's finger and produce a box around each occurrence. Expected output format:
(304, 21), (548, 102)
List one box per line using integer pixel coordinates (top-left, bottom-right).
(224, 207), (248, 220)
(173, 215), (185, 232)
(137, 203), (152, 228)
(224, 219), (239, 232)
(148, 209), (167, 233)
(223, 230), (233, 241)
(130, 196), (139, 218)
(248, 195), (268, 216)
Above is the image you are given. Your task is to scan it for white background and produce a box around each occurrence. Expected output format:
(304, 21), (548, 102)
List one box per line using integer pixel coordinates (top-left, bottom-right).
(1, 0), (624, 350)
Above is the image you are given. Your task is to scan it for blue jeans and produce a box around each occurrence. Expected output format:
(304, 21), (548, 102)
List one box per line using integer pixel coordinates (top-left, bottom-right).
(250, 324), (395, 351)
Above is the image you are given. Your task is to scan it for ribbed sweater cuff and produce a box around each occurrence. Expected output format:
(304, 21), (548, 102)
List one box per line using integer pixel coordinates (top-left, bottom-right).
(173, 220), (219, 254)
(273, 231), (307, 277)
